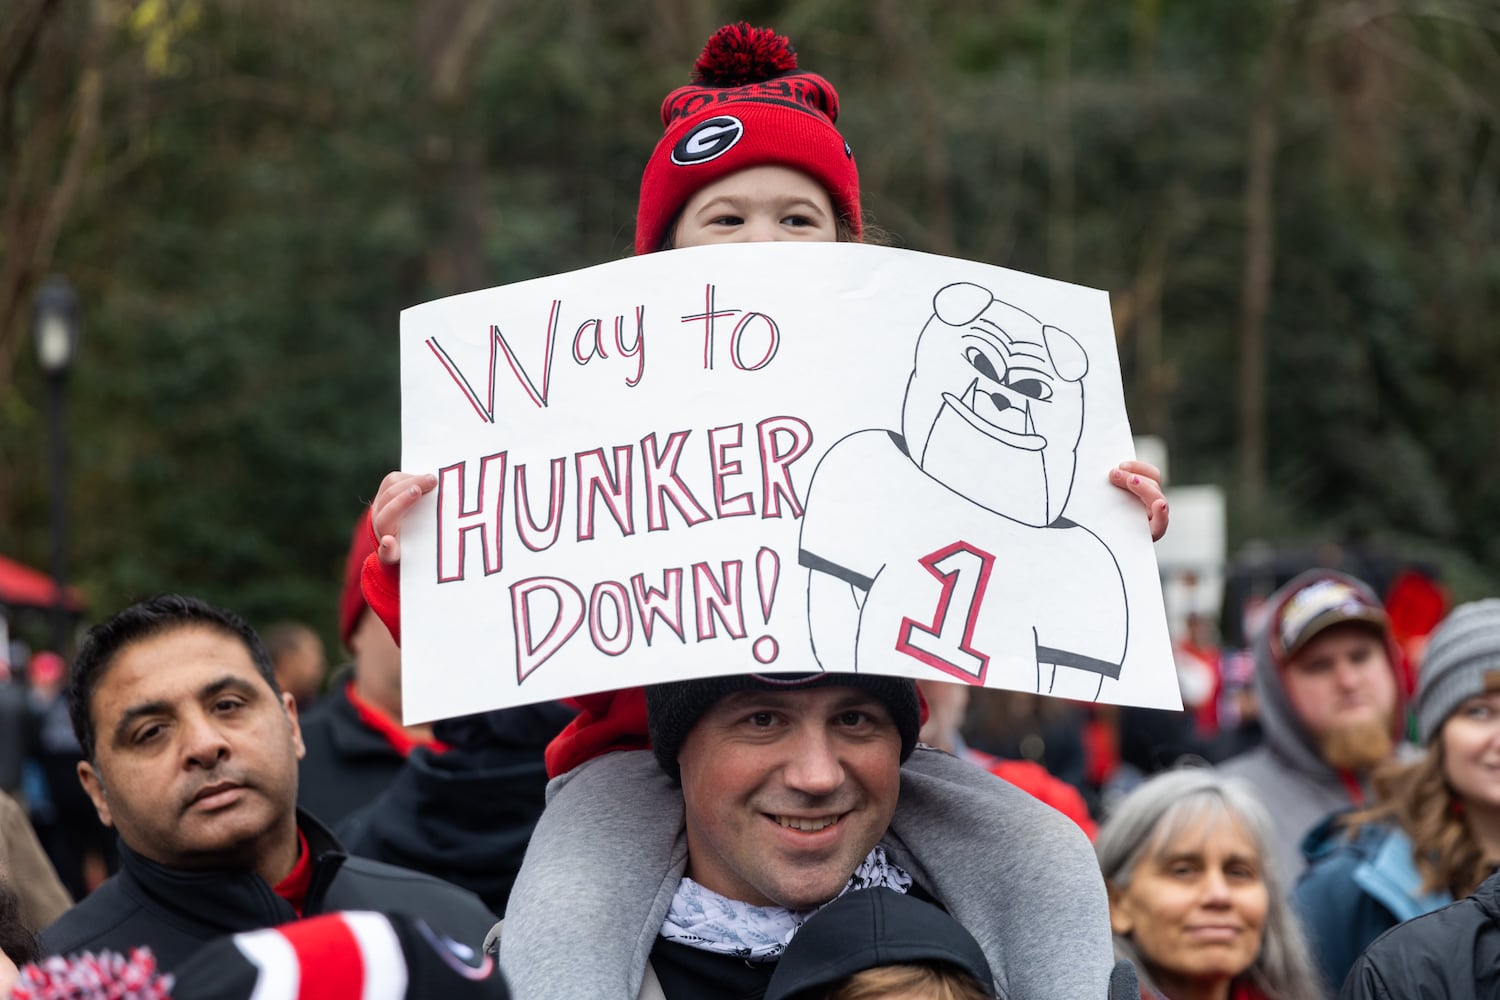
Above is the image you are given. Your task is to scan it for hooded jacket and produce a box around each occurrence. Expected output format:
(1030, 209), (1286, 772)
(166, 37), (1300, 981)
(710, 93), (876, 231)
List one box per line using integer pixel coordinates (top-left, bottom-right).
(338, 702), (574, 916)
(1339, 866), (1500, 1000)
(38, 810), (497, 973)
(496, 746), (1114, 1000)
(1219, 570), (1408, 880)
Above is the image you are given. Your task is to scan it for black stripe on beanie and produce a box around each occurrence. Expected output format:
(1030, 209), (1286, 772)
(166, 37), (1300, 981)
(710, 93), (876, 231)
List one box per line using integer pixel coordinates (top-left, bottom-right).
(645, 672), (920, 780)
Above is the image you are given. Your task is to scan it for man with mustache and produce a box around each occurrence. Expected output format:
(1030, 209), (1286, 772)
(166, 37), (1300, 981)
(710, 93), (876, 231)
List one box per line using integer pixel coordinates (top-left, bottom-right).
(36, 594), (495, 972)
(1220, 570), (1410, 879)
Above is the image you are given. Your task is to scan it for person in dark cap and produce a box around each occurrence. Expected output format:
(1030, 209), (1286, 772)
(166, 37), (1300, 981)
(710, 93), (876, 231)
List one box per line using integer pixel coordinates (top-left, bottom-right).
(763, 887), (995, 1000)
(1219, 570), (1411, 879)
(496, 667), (1116, 1000)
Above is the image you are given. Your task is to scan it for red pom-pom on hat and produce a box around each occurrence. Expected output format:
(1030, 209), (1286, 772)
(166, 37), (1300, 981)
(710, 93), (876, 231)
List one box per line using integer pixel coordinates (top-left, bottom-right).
(692, 22), (798, 86)
(635, 23), (861, 255)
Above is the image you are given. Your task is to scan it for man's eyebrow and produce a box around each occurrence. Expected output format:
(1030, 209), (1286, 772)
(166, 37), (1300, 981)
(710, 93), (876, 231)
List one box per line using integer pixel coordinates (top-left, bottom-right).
(113, 699), (173, 747)
(111, 674), (258, 746)
(714, 688), (814, 712)
(199, 675), (259, 701)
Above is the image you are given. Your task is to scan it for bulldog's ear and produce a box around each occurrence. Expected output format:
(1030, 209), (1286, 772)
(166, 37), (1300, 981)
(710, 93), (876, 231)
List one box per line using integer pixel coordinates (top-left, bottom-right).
(1044, 325), (1089, 382)
(932, 283), (995, 327)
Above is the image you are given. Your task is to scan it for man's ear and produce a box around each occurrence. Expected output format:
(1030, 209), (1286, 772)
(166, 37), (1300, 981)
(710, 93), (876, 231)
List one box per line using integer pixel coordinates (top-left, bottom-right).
(77, 760), (114, 828)
(283, 691), (306, 761)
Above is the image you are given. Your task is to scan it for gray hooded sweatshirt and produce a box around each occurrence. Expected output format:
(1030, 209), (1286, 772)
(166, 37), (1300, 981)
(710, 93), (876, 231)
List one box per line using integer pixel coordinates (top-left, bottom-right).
(1219, 569), (1408, 881)
(497, 746), (1114, 1000)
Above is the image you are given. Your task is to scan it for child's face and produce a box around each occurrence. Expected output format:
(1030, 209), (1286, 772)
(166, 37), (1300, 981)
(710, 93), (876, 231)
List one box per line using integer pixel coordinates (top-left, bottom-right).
(672, 165), (838, 247)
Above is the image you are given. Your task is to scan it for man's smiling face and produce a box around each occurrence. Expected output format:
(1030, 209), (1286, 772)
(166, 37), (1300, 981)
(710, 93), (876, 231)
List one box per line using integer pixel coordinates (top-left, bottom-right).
(676, 685), (902, 910)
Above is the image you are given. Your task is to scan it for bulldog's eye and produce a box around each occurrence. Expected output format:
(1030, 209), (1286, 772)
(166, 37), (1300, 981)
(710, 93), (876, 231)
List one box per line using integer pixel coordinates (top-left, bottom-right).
(1006, 376), (1053, 401)
(964, 347), (1000, 382)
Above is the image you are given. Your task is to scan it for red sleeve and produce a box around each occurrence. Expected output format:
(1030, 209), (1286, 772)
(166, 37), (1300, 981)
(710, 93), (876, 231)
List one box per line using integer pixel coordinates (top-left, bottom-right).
(360, 550), (402, 646)
(544, 687), (651, 778)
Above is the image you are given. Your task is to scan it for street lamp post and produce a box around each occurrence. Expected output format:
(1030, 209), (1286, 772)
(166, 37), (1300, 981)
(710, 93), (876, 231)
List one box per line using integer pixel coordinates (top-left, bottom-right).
(32, 276), (81, 657)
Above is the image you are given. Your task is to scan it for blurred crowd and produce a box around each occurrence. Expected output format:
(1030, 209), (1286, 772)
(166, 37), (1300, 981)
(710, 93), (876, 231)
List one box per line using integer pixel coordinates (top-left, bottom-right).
(3, 508), (1491, 999)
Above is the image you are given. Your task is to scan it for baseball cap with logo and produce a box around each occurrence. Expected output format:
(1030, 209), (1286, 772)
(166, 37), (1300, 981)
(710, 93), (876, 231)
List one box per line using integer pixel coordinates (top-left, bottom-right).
(1274, 574), (1389, 662)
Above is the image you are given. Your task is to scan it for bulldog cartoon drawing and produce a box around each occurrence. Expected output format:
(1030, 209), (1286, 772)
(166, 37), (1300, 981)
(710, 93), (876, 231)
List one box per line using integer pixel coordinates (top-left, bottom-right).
(798, 282), (1129, 699)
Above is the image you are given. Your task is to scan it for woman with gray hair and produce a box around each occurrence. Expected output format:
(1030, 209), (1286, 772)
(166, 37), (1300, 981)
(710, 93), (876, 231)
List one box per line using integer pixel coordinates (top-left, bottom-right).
(1096, 767), (1324, 1000)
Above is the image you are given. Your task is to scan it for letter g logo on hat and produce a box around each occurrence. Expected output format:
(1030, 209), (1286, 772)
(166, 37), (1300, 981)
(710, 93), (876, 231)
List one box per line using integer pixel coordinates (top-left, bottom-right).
(672, 116), (744, 165)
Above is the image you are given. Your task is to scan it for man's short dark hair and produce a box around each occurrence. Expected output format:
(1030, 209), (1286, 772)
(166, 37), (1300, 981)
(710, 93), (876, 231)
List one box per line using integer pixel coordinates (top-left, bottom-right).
(67, 594), (280, 761)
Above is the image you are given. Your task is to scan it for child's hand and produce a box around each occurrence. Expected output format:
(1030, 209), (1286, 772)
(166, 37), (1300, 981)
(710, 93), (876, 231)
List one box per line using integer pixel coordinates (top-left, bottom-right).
(371, 471), (438, 565)
(1109, 461), (1169, 541)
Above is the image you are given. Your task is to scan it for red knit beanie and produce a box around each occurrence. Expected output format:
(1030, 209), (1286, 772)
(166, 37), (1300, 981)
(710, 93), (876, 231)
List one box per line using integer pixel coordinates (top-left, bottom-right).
(634, 22), (861, 255)
(339, 508), (376, 650)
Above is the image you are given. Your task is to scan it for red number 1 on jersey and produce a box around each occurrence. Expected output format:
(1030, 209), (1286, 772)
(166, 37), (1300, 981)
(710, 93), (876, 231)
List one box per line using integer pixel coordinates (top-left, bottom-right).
(895, 541), (995, 685)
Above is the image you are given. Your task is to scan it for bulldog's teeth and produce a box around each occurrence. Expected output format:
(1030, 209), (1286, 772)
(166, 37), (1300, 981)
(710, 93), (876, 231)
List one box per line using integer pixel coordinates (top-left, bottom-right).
(1001, 404), (1026, 432)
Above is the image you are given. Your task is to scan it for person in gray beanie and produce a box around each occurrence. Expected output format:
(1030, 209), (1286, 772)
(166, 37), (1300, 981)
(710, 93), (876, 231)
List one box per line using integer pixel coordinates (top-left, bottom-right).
(1412, 599), (1500, 746)
(1291, 598), (1500, 992)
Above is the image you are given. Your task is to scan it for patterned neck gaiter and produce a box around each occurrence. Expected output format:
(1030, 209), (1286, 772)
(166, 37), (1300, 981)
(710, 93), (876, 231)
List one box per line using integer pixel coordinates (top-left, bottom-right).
(658, 846), (912, 962)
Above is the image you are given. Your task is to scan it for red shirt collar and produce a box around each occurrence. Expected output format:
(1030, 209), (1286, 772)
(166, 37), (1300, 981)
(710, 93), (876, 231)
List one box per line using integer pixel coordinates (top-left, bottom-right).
(344, 680), (450, 758)
(273, 829), (314, 915)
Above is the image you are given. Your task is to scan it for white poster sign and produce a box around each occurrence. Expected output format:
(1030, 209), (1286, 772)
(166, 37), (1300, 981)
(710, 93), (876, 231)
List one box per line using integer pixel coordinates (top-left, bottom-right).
(398, 243), (1180, 722)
